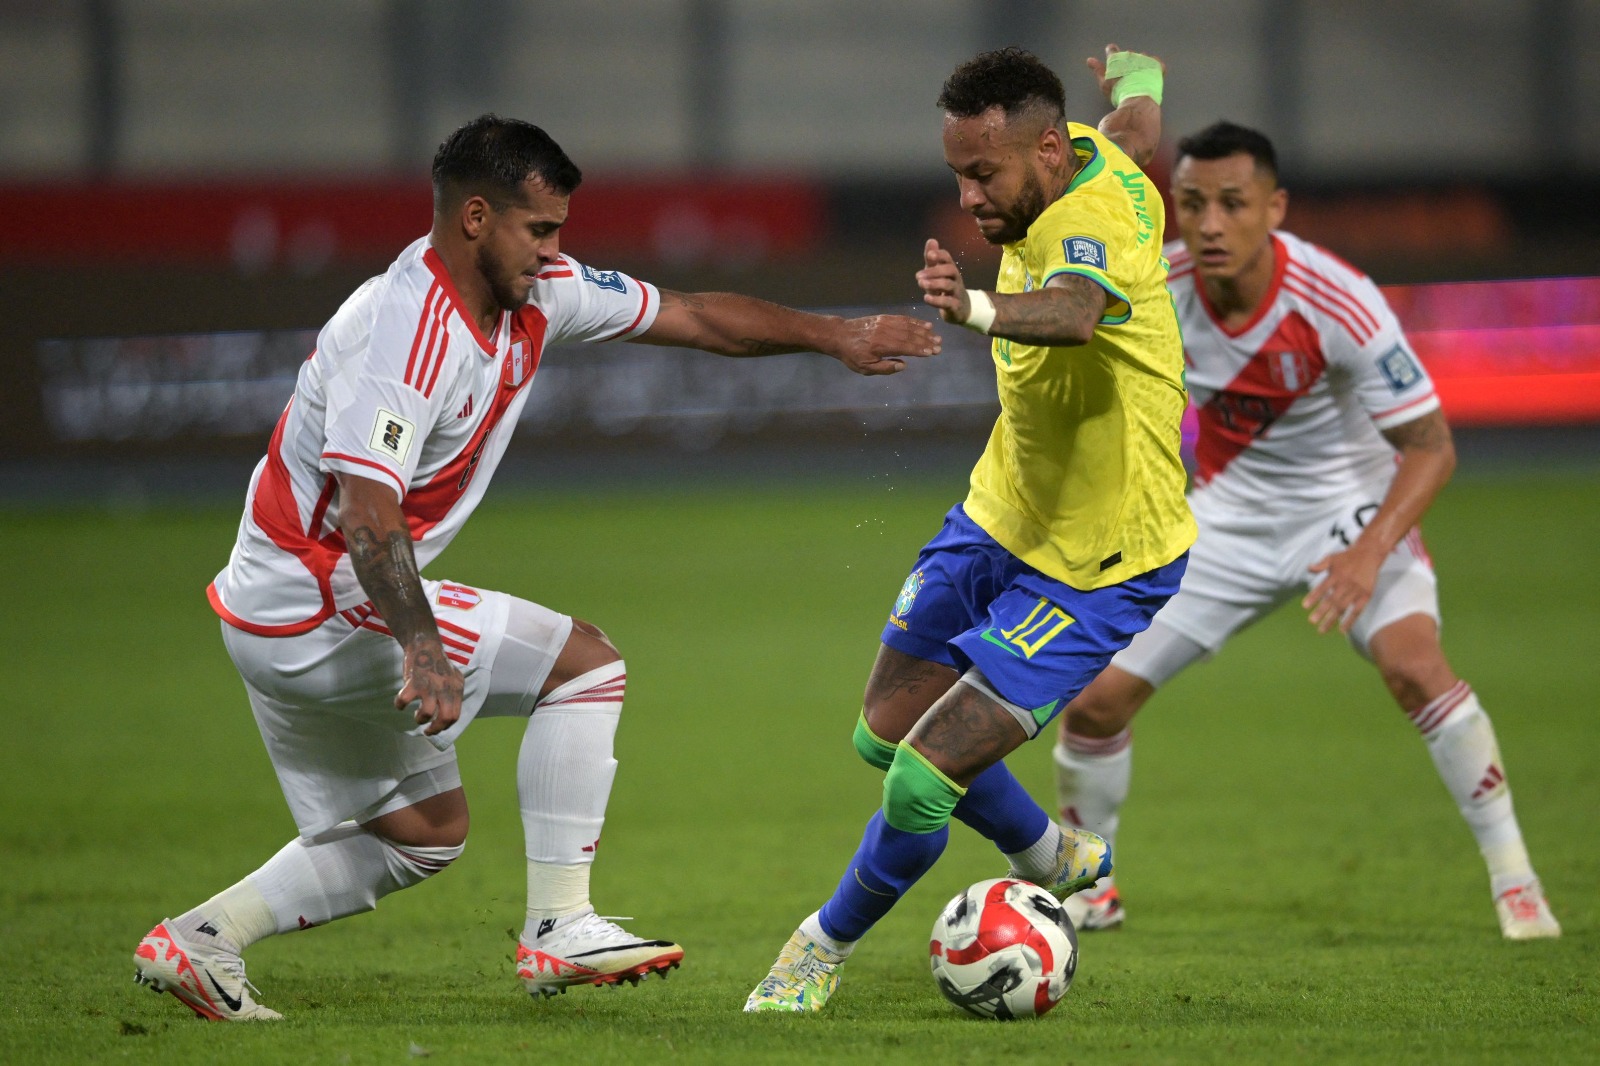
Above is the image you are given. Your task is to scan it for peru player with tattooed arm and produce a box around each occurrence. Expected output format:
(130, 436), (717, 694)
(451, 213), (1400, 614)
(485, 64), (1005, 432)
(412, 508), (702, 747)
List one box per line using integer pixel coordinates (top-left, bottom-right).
(1053, 121), (1560, 939)
(748, 46), (1194, 1012)
(131, 114), (939, 1021)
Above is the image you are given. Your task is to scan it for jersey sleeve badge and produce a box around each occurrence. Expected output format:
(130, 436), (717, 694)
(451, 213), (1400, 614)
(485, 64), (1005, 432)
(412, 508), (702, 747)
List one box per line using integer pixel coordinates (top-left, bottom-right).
(368, 408), (416, 465)
(1376, 343), (1425, 393)
(579, 263), (628, 293)
(1063, 236), (1109, 270)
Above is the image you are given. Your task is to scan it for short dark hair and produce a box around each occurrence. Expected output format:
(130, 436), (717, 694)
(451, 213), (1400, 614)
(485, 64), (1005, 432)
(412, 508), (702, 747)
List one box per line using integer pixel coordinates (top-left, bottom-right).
(1176, 121), (1279, 184)
(937, 47), (1065, 128)
(431, 114), (582, 212)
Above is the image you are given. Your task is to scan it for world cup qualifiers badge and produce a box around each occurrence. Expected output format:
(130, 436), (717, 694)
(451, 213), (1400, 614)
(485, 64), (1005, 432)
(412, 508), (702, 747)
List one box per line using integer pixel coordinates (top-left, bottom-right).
(894, 570), (925, 619)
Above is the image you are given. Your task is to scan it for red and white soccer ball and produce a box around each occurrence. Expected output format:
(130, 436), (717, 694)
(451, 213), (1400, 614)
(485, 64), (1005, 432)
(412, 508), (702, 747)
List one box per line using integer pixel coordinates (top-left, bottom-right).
(929, 877), (1079, 1020)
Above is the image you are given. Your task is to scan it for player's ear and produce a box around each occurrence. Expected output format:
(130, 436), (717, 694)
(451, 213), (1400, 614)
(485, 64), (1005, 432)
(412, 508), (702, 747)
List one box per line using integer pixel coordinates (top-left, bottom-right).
(1268, 187), (1288, 229)
(460, 195), (493, 240)
(1036, 123), (1064, 168)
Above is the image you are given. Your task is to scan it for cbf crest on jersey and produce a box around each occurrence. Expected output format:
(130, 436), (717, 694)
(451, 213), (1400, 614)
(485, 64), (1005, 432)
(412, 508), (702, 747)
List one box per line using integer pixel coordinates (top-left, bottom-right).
(1063, 236), (1108, 270)
(893, 570), (925, 621)
(1377, 342), (1424, 394)
(580, 263), (628, 294)
(504, 341), (532, 389)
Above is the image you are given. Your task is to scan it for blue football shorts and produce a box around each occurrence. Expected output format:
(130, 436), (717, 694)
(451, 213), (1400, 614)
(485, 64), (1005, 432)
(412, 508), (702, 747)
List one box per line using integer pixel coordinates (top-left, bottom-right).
(880, 504), (1187, 735)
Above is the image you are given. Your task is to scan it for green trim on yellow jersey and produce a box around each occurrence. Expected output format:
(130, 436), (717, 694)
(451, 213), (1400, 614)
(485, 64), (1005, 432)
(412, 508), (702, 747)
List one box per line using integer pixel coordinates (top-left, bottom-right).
(1041, 265), (1132, 324)
(1064, 137), (1105, 193)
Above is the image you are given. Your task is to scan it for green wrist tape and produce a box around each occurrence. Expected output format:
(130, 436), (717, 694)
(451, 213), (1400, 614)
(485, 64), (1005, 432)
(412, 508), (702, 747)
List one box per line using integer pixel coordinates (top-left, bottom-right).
(1106, 51), (1164, 107)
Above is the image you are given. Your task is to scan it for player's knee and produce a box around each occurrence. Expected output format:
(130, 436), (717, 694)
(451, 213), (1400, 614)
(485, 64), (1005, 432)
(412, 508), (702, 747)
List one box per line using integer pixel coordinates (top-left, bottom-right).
(853, 712), (898, 771)
(1064, 674), (1142, 739)
(881, 743), (964, 833)
(1376, 659), (1449, 715)
(544, 619), (623, 700)
(373, 833), (465, 888)
(570, 618), (620, 658)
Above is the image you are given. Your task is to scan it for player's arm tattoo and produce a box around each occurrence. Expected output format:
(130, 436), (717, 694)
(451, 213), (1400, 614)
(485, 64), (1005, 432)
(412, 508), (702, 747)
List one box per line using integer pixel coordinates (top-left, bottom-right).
(910, 683), (1027, 784)
(992, 276), (1107, 346)
(735, 337), (788, 356)
(345, 523), (440, 651)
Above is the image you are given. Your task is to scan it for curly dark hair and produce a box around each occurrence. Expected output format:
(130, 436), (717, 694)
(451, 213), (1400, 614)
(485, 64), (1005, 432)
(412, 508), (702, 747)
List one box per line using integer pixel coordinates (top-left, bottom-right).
(1176, 121), (1279, 184)
(937, 47), (1065, 125)
(431, 114), (582, 212)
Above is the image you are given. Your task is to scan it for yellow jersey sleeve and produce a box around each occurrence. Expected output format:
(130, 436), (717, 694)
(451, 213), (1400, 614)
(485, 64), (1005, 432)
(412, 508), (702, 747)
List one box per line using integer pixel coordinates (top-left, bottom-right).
(1029, 198), (1134, 323)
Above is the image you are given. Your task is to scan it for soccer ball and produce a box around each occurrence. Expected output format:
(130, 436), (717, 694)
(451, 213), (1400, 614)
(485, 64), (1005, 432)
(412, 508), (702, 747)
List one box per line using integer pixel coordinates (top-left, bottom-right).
(928, 877), (1079, 1020)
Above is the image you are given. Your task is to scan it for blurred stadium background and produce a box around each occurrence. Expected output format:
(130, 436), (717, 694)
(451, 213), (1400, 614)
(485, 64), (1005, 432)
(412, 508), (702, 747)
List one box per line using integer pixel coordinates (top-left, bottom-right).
(2, 0), (1598, 487)
(2, 6), (1596, 1057)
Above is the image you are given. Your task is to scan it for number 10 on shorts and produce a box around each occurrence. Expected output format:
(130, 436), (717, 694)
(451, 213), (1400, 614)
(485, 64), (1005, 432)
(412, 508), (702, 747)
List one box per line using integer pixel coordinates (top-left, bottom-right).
(995, 598), (1076, 659)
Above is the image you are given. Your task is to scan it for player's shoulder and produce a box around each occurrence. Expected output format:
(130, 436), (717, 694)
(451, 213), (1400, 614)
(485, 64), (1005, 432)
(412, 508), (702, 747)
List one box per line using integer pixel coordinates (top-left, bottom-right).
(530, 254), (632, 295)
(1275, 230), (1393, 346)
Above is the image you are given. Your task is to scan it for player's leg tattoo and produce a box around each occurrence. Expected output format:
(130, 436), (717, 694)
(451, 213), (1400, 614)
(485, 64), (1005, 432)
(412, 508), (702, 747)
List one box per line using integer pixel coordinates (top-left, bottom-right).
(863, 645), (958, 742)
(908, 681), (1029, 786)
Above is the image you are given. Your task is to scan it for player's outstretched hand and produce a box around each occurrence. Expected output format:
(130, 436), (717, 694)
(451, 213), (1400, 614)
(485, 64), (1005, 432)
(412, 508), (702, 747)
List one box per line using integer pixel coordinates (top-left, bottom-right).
(1087, 43), (1166, 105)
(397, 638), (465, 735)
(917, 239), (971, 325)
(1302, 546), (1384, 635)
(832, 313), (941, 375)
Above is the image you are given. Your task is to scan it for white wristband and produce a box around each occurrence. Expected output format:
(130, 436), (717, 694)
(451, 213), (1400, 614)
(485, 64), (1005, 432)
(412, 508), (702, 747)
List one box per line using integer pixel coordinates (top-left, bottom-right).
(962, 290), (997, 335)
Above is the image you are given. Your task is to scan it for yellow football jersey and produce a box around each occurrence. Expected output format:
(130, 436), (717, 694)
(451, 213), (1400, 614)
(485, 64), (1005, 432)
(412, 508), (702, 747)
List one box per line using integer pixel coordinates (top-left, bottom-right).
(963, 122), (1196, 590)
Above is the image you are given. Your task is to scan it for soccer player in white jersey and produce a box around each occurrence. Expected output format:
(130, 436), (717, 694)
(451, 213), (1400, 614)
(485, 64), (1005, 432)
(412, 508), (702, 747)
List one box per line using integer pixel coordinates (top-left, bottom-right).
(1053, 121), (1559, 940)
(130, 114), (940, 1021)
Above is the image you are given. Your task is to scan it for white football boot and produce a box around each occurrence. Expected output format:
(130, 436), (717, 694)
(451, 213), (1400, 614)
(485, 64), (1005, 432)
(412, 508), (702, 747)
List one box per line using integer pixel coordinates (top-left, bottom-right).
(517, 911), (683, 997)
(1062, 882), (1125, 931)
(1495, 881), (1561, 940)
(133, 921), (282, 1021)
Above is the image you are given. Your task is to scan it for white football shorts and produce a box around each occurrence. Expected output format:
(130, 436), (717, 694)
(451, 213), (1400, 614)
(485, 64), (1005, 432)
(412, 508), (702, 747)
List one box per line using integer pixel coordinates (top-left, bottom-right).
(221, 578), (573, 841)
(1114, 481), (1440, 688)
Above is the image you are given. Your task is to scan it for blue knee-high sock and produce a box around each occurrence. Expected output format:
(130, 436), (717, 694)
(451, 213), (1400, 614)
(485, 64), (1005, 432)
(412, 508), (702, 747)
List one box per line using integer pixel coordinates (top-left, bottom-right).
(817, 811), (947, 942)
(951, 759), (1050, 853)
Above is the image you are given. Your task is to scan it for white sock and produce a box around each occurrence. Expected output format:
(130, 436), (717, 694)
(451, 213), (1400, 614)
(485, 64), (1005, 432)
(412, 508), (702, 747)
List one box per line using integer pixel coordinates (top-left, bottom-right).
(525, 864), (592, 940)
(225, 823), (460, 940)
(1054, 729), (1132, 890)
(1409, 682), (1536, 896)
(520, 660), (625, 940)
(799, 910), (853, 960)
(172, 879), (277, 955)
(1005, 821), (1064, 883)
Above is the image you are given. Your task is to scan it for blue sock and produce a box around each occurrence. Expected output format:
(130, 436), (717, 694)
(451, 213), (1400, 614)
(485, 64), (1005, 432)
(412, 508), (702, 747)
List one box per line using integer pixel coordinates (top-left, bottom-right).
(951, 759), (1050, 853)
(817, 811), (947, 942)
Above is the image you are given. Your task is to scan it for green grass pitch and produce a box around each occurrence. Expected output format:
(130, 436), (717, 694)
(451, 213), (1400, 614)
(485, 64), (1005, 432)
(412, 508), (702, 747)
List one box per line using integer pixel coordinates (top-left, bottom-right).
(2, 465), (1595, 1064)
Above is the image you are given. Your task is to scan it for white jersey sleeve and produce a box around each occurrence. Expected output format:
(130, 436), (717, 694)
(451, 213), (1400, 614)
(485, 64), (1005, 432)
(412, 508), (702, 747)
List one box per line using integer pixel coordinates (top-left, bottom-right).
(532, 255), (660, 346)
(317, 263), (452, 500)
(1325, 269), (1441, 431)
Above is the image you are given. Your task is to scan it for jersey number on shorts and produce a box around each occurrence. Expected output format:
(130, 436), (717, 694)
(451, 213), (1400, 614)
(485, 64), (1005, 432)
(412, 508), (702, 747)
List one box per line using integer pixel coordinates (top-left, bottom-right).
(986, 597), (1076, 659)
(1329, 502), (1380, 547)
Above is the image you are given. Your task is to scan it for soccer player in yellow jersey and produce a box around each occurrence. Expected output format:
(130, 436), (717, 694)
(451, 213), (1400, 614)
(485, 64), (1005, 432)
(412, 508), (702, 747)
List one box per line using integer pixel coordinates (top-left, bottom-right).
(748, 46), (1195, 1013)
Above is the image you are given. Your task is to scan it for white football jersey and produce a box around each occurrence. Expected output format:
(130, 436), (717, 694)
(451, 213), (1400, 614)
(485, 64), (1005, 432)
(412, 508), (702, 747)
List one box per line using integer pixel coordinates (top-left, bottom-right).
(209, 237), (659, 634)
(1166, 230), (1439, 508)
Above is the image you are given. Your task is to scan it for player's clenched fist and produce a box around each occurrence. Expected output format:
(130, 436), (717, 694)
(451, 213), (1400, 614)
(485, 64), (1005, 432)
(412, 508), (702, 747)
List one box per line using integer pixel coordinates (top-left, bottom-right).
(831, 313), (941, 375)
(397, 639), (465, 735)
(917, 239), (972, 325)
